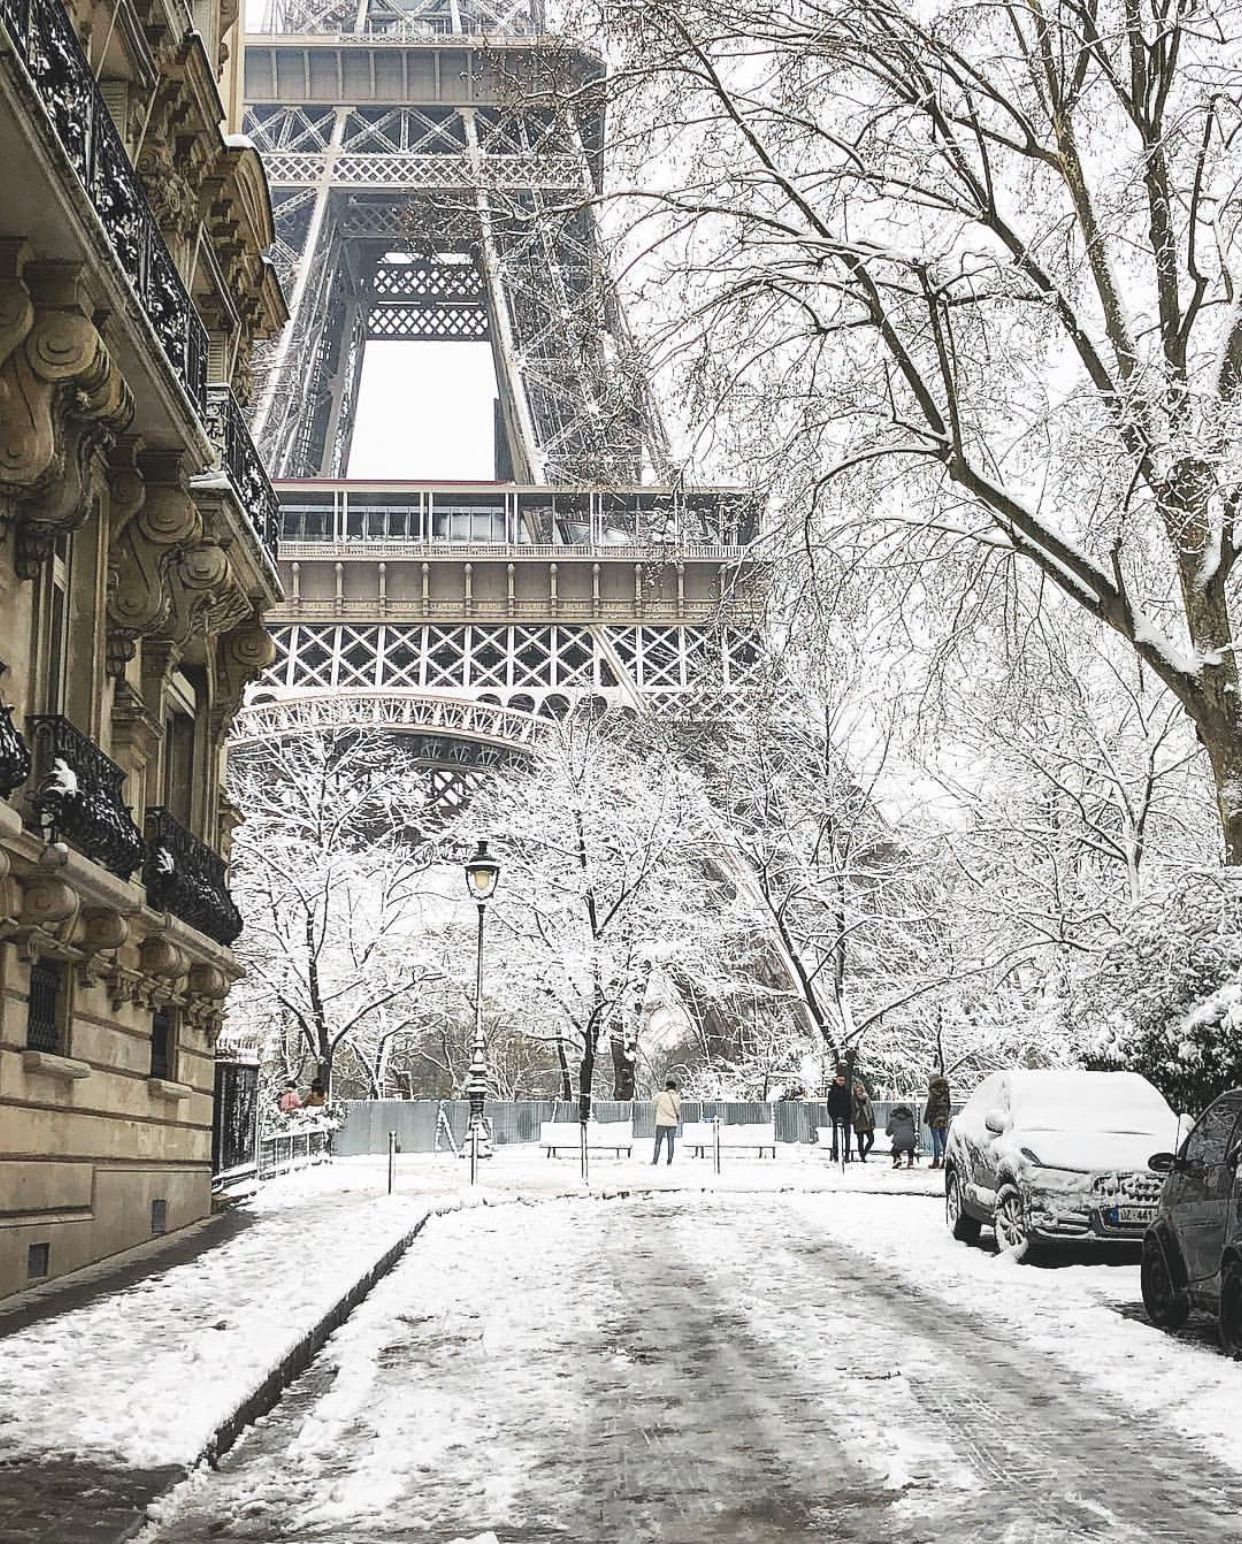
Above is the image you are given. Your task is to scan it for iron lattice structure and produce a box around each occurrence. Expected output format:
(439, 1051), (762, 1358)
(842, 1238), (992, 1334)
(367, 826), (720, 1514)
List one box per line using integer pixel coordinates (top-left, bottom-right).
(245, 0), (670, 483)
(240, 6), (762, 817)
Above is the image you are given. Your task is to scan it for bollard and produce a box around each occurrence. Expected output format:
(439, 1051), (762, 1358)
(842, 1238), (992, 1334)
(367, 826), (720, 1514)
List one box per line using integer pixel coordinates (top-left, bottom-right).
(387, 1130), (396, 1194)
(713, 1114), (721, 1176)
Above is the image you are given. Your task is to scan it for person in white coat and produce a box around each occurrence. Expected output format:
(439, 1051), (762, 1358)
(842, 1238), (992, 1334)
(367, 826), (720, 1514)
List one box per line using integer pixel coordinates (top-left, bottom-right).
(652, 1078), (681, 1165)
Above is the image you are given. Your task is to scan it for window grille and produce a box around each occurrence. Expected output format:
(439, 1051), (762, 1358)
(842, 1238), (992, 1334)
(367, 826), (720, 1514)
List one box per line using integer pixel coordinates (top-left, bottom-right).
(150, 1005), (173, 1080)
(26, 958), (62, 1053)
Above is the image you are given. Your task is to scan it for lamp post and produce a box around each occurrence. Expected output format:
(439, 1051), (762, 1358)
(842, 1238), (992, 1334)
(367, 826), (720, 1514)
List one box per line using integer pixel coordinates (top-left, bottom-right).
(463, 838), (500, 1184)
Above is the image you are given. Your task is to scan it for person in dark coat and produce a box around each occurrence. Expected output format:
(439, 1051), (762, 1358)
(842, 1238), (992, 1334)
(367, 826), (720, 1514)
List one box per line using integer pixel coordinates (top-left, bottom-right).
(886, 1103), (917, 1168)
(826, 1071), (853, 1162)
(852, 1083), (875, 1162)
(925, 1071), (952, 1169)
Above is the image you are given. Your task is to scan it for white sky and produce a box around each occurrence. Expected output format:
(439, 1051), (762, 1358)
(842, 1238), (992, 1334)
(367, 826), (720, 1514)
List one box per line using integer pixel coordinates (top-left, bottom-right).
(346, 341), (498, 480)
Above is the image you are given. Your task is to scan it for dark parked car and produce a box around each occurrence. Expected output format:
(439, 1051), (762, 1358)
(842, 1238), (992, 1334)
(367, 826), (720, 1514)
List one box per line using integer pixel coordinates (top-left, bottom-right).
(1141, 1089), (1242, 1354)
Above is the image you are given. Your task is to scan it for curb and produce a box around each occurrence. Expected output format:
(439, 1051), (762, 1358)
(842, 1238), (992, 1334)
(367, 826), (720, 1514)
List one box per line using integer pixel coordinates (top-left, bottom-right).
(202, 1207), (438, 1468)
(121, 1202), (455, 1544)
(135, 1188), (617, 1538)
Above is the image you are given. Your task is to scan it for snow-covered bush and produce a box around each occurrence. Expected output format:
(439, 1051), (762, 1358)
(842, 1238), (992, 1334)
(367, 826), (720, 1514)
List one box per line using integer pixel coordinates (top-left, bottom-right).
(1079, 872), (1242, 1113)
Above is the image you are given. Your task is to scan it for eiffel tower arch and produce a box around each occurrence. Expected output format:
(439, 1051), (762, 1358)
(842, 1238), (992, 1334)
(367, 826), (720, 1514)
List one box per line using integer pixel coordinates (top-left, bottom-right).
(236, 0), (763, 805)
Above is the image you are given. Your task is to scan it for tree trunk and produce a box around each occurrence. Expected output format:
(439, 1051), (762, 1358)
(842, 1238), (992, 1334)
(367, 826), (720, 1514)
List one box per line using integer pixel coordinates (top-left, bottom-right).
(610, 1023), (636, 1100)
(555, 1033), (572, 1101)
(1201, 725), (1242, 866)
(1164, 468), (1242, 862)
(578, 1018), (600, 1122)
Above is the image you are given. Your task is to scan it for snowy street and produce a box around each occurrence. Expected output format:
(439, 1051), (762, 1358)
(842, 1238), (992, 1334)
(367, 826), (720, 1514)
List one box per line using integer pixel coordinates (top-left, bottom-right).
(142, 1185), (1242, 1544)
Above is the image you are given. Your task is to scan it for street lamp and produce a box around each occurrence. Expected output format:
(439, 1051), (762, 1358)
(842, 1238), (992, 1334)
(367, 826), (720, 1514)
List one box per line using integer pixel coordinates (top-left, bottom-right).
(463, 839), (500, 1184)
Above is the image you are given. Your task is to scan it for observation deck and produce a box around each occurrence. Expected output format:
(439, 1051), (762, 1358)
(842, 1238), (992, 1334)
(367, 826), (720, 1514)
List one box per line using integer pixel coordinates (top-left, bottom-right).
(256, 480), (764, 719)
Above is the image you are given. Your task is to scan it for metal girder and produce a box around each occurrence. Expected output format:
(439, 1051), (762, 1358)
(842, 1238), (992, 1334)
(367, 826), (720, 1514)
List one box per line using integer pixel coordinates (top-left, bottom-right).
(245, 3), (671, 484)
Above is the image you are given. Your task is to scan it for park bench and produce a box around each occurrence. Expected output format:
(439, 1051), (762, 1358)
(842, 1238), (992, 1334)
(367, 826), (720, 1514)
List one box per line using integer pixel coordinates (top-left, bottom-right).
(539, 1120), (634, 1158)
(680, 1120), (778, 1158)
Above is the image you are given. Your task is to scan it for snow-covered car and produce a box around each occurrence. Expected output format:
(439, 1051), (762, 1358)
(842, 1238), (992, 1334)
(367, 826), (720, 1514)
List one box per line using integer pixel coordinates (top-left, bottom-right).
(944, 1070), (1180, 1258)
(1141, 1088), (1242, 1354)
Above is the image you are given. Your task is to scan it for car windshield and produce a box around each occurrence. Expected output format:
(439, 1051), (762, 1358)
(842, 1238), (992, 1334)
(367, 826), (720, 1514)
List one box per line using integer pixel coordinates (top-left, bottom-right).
(1013, 1076), (1174, 1135)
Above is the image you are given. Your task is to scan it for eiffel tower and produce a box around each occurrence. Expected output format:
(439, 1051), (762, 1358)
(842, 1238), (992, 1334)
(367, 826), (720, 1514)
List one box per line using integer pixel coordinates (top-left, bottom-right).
(235, 0), (761, 804)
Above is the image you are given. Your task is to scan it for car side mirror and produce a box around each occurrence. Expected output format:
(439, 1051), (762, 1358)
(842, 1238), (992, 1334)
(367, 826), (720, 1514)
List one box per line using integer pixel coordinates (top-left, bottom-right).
(984, 1110), (1007, 1136)
(1148, 1151), (1178, 1174)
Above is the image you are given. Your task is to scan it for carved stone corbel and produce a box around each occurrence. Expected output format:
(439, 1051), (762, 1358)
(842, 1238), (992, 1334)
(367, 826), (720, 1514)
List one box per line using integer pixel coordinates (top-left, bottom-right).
(107, 460), (202, 673)
(76, 907), (130, 986)
(185, 960), (230, 1042)
(0, 248), (133, 573)
(211, 614), (277, 740)
(149, 538), (237, 672)
(16, 874), (81, 961)
(140, 933), (190, 982)
(0, 846), (19, 940)
(188, 961), (230, 999)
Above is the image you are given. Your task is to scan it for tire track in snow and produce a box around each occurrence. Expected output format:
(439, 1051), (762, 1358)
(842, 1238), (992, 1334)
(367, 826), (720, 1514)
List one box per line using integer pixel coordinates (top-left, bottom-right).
(766, 1211), (1242, 1542)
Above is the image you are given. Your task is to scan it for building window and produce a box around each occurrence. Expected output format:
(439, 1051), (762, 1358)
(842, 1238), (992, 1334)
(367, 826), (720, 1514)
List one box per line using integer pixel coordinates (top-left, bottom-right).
(28, 1242), (50, 1279)
(281, 505), (332, 540)
(151, 1199), (168, 1236)
(161, 669), (200, 830)
(40, 532), (72, 716)
(150, 1005), (175, 1080)
(26, 957), (64, 1053)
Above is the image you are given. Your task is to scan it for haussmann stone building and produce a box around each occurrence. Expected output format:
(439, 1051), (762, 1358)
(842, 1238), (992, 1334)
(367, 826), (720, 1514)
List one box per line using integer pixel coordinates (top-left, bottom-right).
(0, 0), (286, 1296)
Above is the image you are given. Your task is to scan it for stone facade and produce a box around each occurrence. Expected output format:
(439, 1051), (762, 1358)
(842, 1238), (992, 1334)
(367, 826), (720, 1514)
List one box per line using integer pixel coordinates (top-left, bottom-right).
(0, 0), (286, 1297)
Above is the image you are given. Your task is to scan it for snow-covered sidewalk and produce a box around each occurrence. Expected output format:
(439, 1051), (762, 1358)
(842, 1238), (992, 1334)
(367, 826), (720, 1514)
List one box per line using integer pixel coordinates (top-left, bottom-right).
(0, 1168), (446, 1473)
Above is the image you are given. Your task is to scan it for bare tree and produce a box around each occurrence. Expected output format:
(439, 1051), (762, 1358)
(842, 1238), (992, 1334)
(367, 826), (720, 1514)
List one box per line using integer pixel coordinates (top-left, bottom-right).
(227, 732), (440, 1094)
(455, 710), (728, 1113)
(551, 0), (1242, 857)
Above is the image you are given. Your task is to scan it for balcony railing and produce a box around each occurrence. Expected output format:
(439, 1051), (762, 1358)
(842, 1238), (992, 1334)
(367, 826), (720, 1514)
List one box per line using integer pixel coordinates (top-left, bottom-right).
(277, 540), (749, 562)
(204, 385), (281, 566)
(0, 0), (209, 417)
(144, 805), (244, 947)
(27, 716), (145, 879)
(0, 704), (31, 799)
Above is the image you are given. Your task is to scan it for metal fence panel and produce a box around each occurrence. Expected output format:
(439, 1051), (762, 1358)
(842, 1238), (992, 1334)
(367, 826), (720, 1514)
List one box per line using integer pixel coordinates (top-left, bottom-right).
(334, 1097), (967, 1155)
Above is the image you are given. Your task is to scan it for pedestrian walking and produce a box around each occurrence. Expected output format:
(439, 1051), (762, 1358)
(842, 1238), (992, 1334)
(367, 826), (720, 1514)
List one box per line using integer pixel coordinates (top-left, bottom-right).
(652, 1077), (681, 1166)
(886, 1103), (917, 1168)
(277, 1081), (301, 1114)
(852, 1082), (875, 1162)
(826, 1070), (853, 1162)
(304, 1078), (327, 1109)
(925, 1071), (952, 1169)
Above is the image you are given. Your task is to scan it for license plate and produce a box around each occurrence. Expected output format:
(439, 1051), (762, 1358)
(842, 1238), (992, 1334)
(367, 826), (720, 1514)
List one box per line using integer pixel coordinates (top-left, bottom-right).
(1106, 1205), (1153, 1226)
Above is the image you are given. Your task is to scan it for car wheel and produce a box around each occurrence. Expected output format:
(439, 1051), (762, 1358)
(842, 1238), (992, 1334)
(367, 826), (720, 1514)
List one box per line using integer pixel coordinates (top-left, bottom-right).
(1218, 1257), (1242, 1357)
(994, 1184), (1034, 1258)
(1141, 1233), (1189, 1332)
(946, 1169), (981, 1244)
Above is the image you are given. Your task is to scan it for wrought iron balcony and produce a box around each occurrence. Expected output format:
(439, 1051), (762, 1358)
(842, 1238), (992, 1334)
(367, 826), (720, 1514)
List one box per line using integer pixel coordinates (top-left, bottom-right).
(0, 0), (208, 417)
(204, 385), (281, 565)
(0, 704), (32, 799)
(144, 805), (244, 947)
(27, 716), (145, 879)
